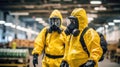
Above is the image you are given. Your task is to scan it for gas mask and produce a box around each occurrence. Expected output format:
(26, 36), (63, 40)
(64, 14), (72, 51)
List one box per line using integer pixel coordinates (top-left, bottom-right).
(65, 16), (80, 36)
(48, 17), (62, 34)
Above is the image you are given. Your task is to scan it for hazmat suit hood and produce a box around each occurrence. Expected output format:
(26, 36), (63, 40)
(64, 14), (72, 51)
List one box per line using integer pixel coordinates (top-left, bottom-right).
(49, 9), (63, 27)
(71, 8), (88, 31)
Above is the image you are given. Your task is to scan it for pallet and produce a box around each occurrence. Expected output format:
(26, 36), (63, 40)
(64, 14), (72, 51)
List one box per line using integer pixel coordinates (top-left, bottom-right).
(0, 58), (30, 67)
(116, 48), (120, 53)
(115, 53), (120, 64)
(0, 63), (29, 67)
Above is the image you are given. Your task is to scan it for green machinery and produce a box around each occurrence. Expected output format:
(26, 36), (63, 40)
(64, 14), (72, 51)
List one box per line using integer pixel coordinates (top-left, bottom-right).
(0, 49), (29, 58)
(0, 48), (30, 67)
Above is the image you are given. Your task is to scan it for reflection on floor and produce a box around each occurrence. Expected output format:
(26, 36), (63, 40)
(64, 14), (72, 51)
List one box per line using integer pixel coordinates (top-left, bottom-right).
(98, 59), (120, 67)
(30, 56), (120, 67)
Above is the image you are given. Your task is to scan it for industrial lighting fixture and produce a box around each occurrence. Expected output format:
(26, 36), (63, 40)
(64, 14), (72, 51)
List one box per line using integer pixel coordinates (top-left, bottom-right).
(35, 18), (48, 26)
(108, 22), (115, 26)
(40, 21), (48, 26)
(16, 26), (38, 34)
(96, 27), (104, 32)
(8, 36), (13, 42)
(90, 0), (102, 4)
(105, 25), (108, 28)
(63, 0), (72, 1)
(0, 21), (38, 35)
(88, 17), (94, 23)
(77, 4), (82, 7)
(42, 22), (48, 26)
(10, 24), (15, 28)
(94, 6), (107, 11)
(16, 25), (38, 35)
(0, 21), (15, 28)
(24, 5), (34, 8)
(113, 19), (120, 23)
(87, 14), (98, 18)
(89, 10), (98, 13)
(9, 12), (29, 15)
(35, 18), (43, 22)
(51, 0), (60, 1)
(4, 23), (13, 26)
(0, 20), (5, 24)
(88, 17), (94, 21)
(31, 31), (38, 35)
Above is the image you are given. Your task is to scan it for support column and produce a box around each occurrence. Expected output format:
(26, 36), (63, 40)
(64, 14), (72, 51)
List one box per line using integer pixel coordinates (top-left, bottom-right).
(14, 15), (19, 39)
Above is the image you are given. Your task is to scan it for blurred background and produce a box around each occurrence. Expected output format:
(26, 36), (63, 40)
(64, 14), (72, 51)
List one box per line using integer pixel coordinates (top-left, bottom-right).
(0, 0), (120, 67)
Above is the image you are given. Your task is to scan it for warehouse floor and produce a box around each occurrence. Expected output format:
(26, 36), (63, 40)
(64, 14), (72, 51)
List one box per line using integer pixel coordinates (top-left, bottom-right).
(29, 55), (120, 67)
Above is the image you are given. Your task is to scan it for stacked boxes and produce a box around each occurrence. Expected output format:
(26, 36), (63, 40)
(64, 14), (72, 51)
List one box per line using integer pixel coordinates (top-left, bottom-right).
(28, 40), (34, 48)
(107, 44), (118, 51)
(107, 43), (117, 62)
(9, 39), (34, 48)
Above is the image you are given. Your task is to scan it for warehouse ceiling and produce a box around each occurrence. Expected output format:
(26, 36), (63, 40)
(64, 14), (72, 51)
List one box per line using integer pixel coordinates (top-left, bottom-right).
(0, 0), (120, 25)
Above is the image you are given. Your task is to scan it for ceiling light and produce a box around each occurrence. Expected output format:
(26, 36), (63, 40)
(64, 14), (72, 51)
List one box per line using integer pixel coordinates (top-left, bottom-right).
(108, 22), (115, 26)
(0, 20), (5, 24)
(24, 5), (34, 8)
(51, 0), (60, 1)
(63, 0), (72, 1)
(10, 12), (29, 15)
(88, 17), (94, 23)
(88, 17), (94, 21)
(36, 18), (48, 25)
(35, 18), (43, 21)
(16, 26), (27, 32)
(42, 23), (48, 26)
(90, 1), (102, 4)
(113, 19), (120, 23)
(105, 25), (108, 28)
(4, 23), (13, 26)
(77, 4), (82, 7)
(89, 10), (98, 13)
(8, 36), (13, 42)
(10, 24), (15, 28)
(94, 6), (107, 11)
(28, 30), (38, 35)
(94, 7), (99, 10)
(96, 27), (104, 32)
(87, 14), (98, 18)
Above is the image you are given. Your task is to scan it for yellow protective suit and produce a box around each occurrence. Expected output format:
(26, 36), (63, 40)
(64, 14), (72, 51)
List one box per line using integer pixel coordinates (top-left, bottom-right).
(63, 8), (103, 67)
(32, 10), (65, 67)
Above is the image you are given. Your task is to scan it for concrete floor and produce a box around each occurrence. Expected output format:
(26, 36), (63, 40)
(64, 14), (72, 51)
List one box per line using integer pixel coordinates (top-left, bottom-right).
(98, 59), (120, 67)
(30, 55), (42, 67)
(29, 55), (120, 67)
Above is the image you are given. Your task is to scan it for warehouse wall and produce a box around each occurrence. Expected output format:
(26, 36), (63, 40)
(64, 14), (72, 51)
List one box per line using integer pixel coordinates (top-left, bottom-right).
(106, 26), (120, 43)
(0, 11), (3, 20)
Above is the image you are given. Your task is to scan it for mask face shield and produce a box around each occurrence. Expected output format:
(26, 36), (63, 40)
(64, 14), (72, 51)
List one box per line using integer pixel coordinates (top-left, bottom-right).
(66, 16), (79, 29)
(48, 17), (61, 27)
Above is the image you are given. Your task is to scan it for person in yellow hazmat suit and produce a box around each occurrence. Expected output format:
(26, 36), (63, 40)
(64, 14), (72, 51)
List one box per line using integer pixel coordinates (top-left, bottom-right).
(32, 9), (66, 67)
(60, 8), (103, 67)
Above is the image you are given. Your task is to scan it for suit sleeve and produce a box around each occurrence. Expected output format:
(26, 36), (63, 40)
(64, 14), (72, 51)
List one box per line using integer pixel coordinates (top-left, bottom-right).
(84, 29), (103, 62)
(32, 27), (47, 55)
(60, 31), (68, 60)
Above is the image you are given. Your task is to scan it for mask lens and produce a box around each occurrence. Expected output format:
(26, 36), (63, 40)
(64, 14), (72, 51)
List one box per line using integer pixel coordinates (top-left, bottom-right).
(66, 16), (79, 29)
(70, 19), (76, 24)
(66, 18), (76, 26)
(54, 19), (61, 27)
(49, 18), (54, 26)
(49, 18), (61, 27)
